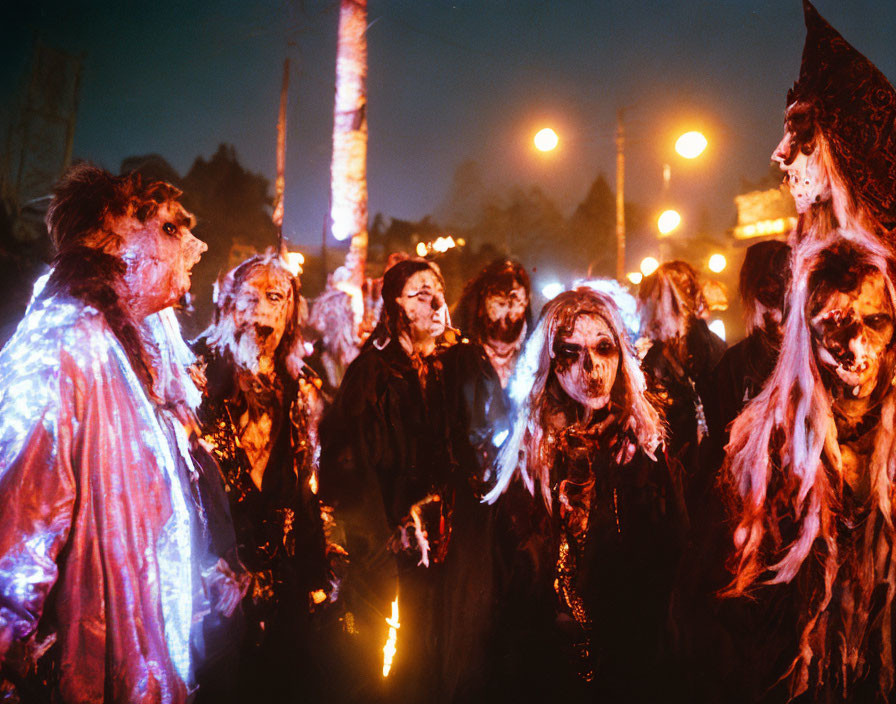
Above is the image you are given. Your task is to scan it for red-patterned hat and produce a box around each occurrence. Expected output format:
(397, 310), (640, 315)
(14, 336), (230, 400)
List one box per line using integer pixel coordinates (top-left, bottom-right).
(785, 0), (896, 232)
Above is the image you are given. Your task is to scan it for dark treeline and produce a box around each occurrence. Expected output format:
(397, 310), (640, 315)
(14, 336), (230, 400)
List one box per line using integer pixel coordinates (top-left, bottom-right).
(0, 145), (736, 343)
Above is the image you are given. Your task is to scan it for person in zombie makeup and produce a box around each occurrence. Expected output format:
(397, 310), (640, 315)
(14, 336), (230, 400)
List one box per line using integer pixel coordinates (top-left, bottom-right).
(674, 6), (896, 702)
(637, 261), (725, 508)
(771, 1), (896, 249)
(318, 258), (448, 702)
(453, 258), (532, 389)
(695, 234), (894, 703)
(319, 258), (507, 703)
(191, 250), (329, 703)
(703, 241), (792, 466)
(0, 164), (244, 704)
(306, 284), (360, 397)
(484, 287), (686, 703)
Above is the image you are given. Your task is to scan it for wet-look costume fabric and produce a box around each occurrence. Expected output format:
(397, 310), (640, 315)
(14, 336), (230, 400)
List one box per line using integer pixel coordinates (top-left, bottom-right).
(0, 289), (217, 703)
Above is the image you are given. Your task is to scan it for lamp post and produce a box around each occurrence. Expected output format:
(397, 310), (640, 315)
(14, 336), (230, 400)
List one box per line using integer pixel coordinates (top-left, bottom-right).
(531, 123), (707, 283)
(658, 130), (707, 258)
(615, 110), (626, 282)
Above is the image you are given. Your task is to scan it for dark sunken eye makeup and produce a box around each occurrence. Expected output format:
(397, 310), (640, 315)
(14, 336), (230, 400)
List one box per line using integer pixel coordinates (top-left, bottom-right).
(162, 222), (177, 236)
(864, 313), (892, 331)
(596, 339), (616, 355)
(555, 342), (581, 359)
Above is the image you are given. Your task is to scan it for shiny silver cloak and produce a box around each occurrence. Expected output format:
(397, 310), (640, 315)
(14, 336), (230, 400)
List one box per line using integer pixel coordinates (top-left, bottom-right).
(0, 279), (215, 703)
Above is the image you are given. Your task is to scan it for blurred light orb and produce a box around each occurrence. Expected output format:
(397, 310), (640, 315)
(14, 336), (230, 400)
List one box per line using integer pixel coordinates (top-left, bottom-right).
(541, 282), (564, 299)
(675, 131), (708, 159)
(657, 210), (681, 235)
(283, 251), (305, 277)
(708, 253), (727, 273)
(640, 257), (660, 277)
(708, 319), (726, 340)
(534, 128), (559, 152)
(627, 272), (643, 285)
(415, 242), (428, 257)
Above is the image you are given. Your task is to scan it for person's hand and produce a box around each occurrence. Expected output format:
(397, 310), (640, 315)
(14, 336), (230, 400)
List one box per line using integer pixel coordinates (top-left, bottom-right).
(204, 558), (249, 617)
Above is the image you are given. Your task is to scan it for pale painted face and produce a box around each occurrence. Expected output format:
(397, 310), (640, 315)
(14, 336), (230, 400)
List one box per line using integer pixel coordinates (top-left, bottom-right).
(811, 271), (894, 398)
(118, 201), (206, 315)
(398, 269), (447, 346)
(553, 313), (620, 410)
(232, 266), (294, 360)
(771, 117), (832, 214)
(484, 283), (528, 343)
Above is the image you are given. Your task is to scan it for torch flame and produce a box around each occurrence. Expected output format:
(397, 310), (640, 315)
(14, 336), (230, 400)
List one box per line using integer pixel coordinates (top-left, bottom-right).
(382, 597), (400, 677)
(309, 469), (318, 495)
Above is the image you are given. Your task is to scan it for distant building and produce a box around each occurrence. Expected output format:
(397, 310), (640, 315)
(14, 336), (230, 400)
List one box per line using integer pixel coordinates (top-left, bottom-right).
(732, 186), (796, 241)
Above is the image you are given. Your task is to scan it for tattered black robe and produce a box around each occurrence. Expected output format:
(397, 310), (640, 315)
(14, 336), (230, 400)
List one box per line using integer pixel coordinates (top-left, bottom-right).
(491, 406), (688, 704)
(641, 318), (725, 510)
(193, 343), (328, 703)
(318, 337), (507, 703)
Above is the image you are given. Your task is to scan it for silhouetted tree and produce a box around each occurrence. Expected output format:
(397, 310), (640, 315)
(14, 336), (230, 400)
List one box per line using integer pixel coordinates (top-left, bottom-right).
(436, 159), (491, 231)
(567, 173), (617, 277)
(181, 144), (278, 334)
(120, 154), (182, 187)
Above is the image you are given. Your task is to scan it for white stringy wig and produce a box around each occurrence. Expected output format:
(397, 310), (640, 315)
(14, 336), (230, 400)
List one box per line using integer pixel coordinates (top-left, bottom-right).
(637, 260), (705, 343)
(308, 286), (360, 368)
(201, 249), (305, 378)
(484, 287), (663, 509)
(724, 226), (896, 696)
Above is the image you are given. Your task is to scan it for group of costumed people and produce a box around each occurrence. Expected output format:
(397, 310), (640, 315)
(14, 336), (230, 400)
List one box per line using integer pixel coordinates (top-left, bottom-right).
(3, 2), (896, 703)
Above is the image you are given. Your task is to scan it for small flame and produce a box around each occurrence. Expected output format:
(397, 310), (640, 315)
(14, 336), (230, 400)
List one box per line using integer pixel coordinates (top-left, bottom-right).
(409, 494), (439, 568)
(309, 469), (318, 495)
(410, 504), (431, 567)
(382, 597), (400, 677)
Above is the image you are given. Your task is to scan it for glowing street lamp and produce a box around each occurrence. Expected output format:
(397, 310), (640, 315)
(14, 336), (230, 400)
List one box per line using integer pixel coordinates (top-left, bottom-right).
(708, 253), (727, 273)
(657, 209), (682, 236)
(416, 235), (461, 257)
(675, 131), (708, 159)
(640, 257), (660, 277)
(534, 128), (559, 152)
(627, 272), (643, 285)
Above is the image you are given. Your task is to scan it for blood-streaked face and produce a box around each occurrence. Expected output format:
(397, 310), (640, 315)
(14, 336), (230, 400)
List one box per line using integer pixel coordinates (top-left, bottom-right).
(232, 266), (294, 360)
(810, 271), (894, 398)
(771, 110), (831, 214)
(118, 201), (206, 315)
(397, 269), (447, 346)
(484, 284), (528, 343)
(552, 313), (620, 410)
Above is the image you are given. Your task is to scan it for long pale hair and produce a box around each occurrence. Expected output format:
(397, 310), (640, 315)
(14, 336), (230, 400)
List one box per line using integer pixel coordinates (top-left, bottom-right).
(638, 260), (705, 343)
(484, 287), (663, 509)
(724, 227), (896, 697)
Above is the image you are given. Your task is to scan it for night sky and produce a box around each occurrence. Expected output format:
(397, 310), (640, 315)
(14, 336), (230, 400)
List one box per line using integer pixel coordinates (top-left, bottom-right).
(3, 0), (896, 255)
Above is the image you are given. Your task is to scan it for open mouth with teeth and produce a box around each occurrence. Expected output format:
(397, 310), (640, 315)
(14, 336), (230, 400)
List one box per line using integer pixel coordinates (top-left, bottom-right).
(255, 324), (275, 339)
(833, 361), (869, 387)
